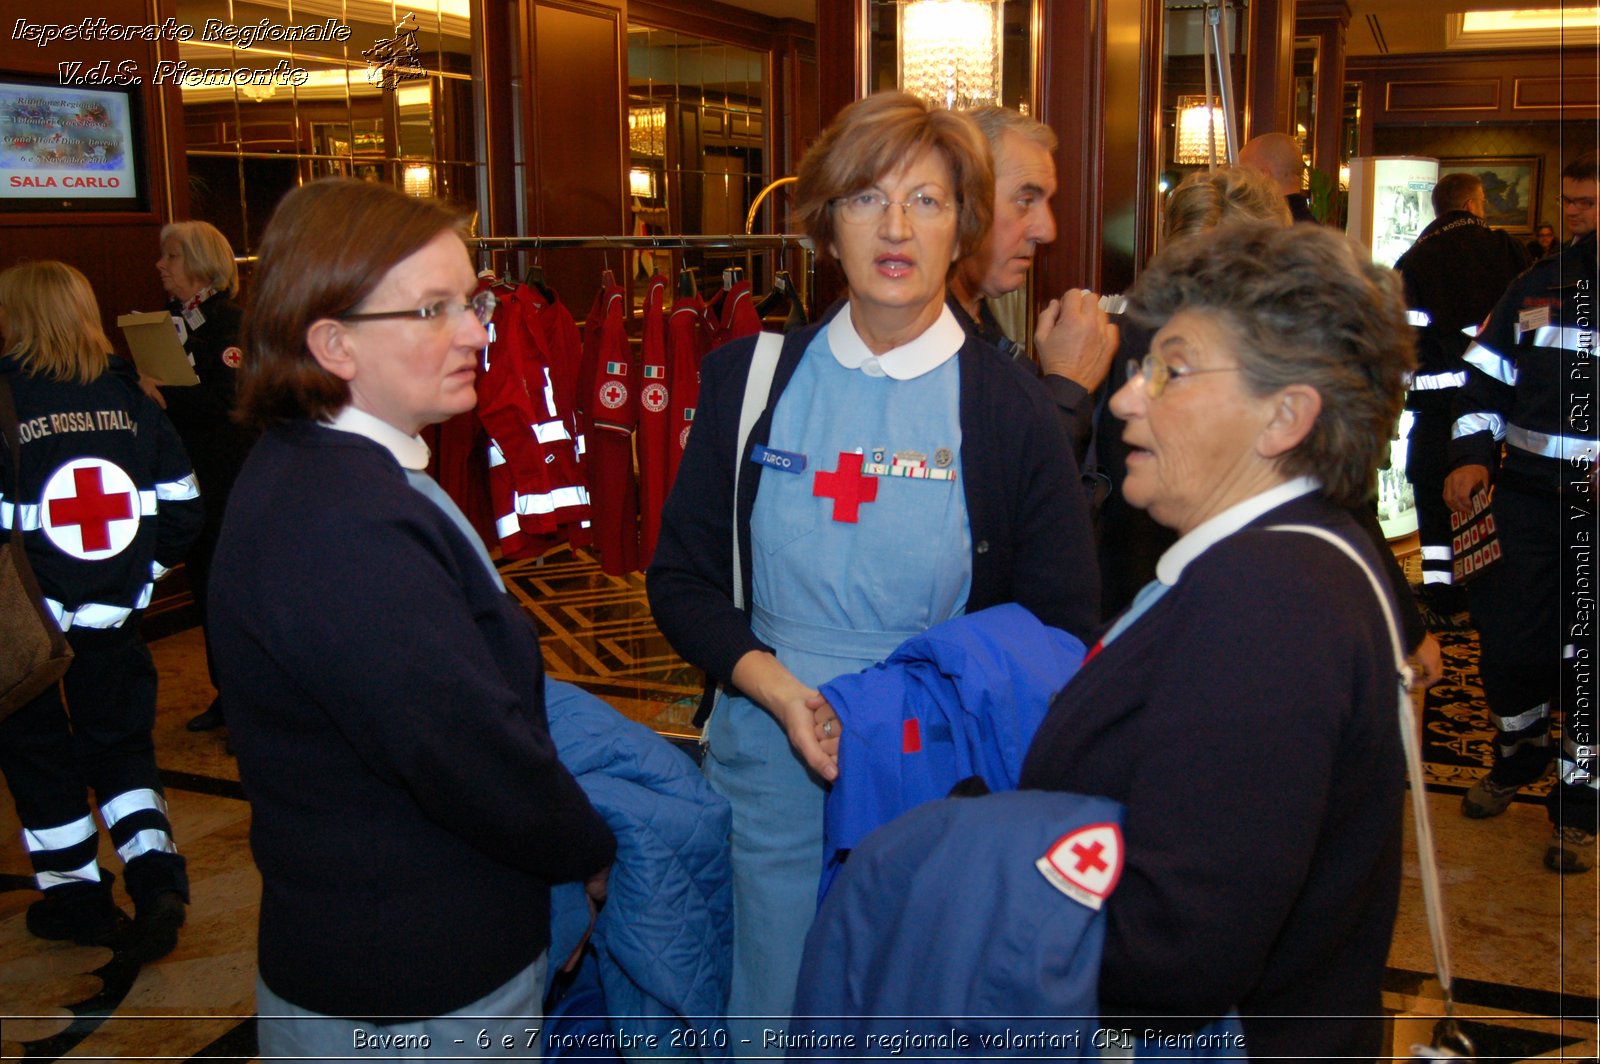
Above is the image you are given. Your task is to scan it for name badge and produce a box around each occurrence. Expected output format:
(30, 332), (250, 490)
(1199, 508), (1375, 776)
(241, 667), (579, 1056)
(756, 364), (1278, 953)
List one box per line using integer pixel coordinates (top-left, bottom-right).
(1517, 304), (1551, 337)
(750, 444), (807, 473)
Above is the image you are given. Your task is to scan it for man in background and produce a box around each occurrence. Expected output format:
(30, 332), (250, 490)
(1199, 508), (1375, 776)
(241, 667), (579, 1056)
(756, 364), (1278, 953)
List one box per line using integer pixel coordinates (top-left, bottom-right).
(948, 106), (1118, 459)
(1239, 132), (1315, 223)
(1395, 171), (1531, 630)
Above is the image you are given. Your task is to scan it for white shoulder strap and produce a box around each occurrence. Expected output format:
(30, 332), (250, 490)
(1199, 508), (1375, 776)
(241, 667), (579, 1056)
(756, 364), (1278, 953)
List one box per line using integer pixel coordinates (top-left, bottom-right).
(732, 332), (784, 611)
(1268, 523), (1455, 1006)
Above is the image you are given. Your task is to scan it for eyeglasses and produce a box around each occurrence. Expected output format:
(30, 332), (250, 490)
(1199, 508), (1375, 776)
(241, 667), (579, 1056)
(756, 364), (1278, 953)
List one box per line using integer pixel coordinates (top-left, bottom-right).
(340, 289), (496, 327)
(1126, 352), (1239, 399)
(830, 189), (953, 225)
(1561, 195), (1597, 210)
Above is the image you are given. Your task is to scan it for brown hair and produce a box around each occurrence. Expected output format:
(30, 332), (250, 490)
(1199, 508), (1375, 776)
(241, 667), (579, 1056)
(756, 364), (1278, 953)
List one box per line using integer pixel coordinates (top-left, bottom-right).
(1127, 223), (1416, 507)
(1163, 166), (1291, 242)
(0, 260), (111, 385)
(1431, 172), (1483, 215)
(1562, 150), (1599, 183)
(237, 179), (467, 428)
(793, 92), (993, 262)
(159, 220), (239, 297)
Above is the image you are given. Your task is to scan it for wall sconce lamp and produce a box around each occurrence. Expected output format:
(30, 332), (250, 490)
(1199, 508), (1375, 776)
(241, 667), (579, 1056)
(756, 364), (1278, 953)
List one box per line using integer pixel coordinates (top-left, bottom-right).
(629, 167), (657, 199)
(1173, 95), (1229, 166)
(898, 0), (1003, 111)
(402, 163), (434, 197)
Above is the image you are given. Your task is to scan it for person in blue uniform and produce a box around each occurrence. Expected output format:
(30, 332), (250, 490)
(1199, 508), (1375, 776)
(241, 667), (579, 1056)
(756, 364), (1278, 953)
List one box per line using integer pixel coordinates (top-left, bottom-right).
(144, 220), (254, 735)
(210, 179), (615, 1060)
(1021, 223), (1416, 1059)
(648, 92), (1099, 1042)
(0, 260), (202, 962)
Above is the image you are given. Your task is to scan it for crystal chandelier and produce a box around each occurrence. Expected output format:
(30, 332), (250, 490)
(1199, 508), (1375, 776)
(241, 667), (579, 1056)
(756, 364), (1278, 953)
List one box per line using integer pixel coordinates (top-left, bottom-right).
(1173, 95), (1229, 166)
(898, 0), (1003, 111)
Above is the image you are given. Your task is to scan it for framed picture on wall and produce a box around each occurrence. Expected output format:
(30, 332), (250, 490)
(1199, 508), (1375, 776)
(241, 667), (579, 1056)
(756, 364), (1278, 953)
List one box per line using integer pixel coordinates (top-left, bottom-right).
(1438, 156), (1542, 233)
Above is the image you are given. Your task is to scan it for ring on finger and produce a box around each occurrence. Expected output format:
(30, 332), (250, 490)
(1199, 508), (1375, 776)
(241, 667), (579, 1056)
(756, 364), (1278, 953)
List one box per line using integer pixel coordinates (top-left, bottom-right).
(822, 719), (834, 738)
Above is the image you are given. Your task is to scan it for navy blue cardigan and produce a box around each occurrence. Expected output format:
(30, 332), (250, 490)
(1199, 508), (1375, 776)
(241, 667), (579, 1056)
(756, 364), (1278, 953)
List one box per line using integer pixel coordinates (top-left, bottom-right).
(646, 320), (1100, 694)
(211, 421), (615, 1019)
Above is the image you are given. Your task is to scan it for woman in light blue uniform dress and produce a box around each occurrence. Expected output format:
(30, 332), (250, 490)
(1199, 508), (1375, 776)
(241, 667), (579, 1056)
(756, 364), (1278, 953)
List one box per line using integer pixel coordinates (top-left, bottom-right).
(647, 93), (1099, 1043)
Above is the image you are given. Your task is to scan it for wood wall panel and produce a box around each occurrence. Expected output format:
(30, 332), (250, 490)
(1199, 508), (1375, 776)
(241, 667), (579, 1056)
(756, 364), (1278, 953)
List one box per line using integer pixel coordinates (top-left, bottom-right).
(1516, 75), (1600, 110)
(528, 0), (626, 303)
(1385, 78), (1500, 113)
(0, 0), (187, 352)
(1349, 49), (1599, 129)
(1244, 0), (1295, 141)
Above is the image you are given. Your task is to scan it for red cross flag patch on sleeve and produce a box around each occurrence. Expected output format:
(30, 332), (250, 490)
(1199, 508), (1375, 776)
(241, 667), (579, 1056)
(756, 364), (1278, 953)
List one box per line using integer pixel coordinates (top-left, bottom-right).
(221, 346), (243, 368)
(1035, 822), (1123, 910)
(41, 457), (141, 560)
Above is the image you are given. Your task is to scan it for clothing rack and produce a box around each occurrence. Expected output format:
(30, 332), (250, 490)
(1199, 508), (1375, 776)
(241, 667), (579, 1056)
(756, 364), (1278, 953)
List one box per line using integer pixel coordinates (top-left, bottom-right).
(468, 233), (812, 252)
(467, 233), (816, 319)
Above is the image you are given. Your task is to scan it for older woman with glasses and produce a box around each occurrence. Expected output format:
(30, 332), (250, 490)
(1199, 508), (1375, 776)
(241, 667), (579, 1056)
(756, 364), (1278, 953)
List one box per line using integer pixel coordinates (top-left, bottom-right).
(1021, 222), (1416, 1059)
(209, 179), (614, 1059)
(648, 92), (1098, 1034)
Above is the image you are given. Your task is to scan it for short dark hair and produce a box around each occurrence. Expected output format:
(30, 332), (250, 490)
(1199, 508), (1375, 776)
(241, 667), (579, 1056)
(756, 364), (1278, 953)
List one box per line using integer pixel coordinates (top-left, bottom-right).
(237, 179), (467, 428)
(1432, 172), (1482, 215)
(1562, 150), (1599, 183)
(1126, 223), (1416, 508)
(793, 92), (993, 263)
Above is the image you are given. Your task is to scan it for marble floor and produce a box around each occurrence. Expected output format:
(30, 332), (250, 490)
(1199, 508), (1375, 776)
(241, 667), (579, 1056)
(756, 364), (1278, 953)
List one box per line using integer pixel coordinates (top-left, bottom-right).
(0, 548), (1595, 1061)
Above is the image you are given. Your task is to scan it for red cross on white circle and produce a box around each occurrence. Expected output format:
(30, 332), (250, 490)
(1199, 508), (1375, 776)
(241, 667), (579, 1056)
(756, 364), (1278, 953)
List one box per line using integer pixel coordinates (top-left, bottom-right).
(1041, 822), (1123, 903)
(40, 458), (141, 560)
(599, 380), (628, 410)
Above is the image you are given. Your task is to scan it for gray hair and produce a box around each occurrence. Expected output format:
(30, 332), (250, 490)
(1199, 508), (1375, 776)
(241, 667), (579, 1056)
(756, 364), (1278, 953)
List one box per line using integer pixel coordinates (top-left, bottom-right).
(964, 106), (1058, 154)
(1126, 223), (1416, 507)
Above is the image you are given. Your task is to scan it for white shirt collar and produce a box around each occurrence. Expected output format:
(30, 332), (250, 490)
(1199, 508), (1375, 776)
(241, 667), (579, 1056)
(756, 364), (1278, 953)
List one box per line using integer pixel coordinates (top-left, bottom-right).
(323, 405), (432, 471)
(826, 302), (965, 380)
(1154, 476), (1322, 585)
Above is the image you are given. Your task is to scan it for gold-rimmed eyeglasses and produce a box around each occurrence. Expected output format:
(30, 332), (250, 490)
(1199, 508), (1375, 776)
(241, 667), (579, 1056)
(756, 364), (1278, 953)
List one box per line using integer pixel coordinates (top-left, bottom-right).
(1126, 351), (1239, 399)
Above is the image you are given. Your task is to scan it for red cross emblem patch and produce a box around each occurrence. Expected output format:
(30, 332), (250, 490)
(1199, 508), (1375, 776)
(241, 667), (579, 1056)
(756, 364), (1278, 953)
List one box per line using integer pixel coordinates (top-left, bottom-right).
(641, 382), (668, 413)
(1035, 822), (1123, 910)
(598, 380), (628, 411)
(812, 451), (878, 522)
(40, 458), (141, 560)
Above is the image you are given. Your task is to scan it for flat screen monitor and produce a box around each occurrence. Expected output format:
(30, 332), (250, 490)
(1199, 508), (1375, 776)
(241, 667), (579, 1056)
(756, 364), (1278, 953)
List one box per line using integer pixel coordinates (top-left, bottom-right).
(0, 72), (148, 213)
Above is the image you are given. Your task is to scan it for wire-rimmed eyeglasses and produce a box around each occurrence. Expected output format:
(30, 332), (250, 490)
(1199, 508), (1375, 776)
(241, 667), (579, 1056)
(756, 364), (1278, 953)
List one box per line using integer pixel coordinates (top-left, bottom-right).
(340, 289), (497, 328)
(829, 189), (953, 225)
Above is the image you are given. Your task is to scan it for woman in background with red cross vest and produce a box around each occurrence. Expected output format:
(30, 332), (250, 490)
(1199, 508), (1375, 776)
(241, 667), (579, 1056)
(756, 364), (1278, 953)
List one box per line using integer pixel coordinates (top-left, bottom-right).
(0, 260), (202, 963)
(647, 93), (1097, 1047)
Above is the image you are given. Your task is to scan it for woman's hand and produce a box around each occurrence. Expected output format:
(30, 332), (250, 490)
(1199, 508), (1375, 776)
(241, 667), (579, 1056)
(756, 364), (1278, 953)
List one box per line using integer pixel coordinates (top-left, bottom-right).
(138, 374), (168, 409)
(812, 698), (842, 763)
(1410, 632), (1444, 690)
(731, 650), (839, 782)
(1034, 288), (1120, 391)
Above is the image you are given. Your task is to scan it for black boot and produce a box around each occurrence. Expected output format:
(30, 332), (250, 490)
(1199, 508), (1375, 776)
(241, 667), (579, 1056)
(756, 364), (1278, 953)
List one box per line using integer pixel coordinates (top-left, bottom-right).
(186, 696), (225, 732)
(120, 852), (189, 964)
(26, 871), (129, 946)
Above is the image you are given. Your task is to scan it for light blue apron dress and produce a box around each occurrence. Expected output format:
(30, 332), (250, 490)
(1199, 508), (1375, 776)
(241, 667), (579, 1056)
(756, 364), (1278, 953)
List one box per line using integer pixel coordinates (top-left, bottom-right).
(702, 310), (971, 1046)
